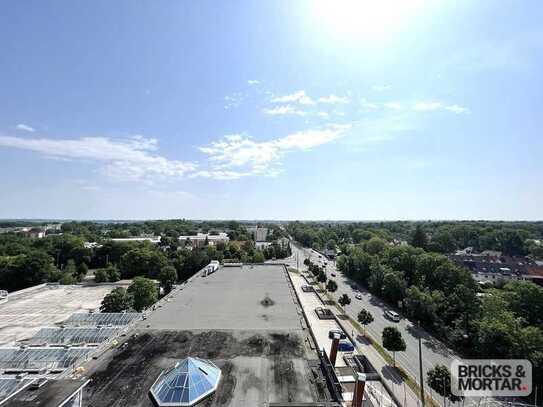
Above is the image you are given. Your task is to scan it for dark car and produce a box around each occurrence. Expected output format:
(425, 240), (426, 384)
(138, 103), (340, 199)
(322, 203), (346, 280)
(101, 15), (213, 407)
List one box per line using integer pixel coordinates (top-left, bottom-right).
(338, 340), (355, 352)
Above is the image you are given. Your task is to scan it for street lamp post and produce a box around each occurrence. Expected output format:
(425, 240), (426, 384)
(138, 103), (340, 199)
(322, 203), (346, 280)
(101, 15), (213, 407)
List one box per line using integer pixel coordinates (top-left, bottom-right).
(418, 327), (426, 407)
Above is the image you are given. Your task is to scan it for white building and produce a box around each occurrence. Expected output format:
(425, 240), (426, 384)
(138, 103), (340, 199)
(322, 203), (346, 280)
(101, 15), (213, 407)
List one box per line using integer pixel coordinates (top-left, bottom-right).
(110, 236), (161, 244)
(178, 233), (229, 248)
(255, 227), (268, 242)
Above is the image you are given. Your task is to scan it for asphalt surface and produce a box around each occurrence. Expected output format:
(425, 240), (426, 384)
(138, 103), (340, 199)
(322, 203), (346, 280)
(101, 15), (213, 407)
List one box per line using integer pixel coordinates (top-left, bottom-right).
(283, 244), (459, 392)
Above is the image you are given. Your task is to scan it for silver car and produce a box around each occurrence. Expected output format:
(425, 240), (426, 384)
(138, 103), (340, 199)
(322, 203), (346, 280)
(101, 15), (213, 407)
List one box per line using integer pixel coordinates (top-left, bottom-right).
(385, 310), (400, 322)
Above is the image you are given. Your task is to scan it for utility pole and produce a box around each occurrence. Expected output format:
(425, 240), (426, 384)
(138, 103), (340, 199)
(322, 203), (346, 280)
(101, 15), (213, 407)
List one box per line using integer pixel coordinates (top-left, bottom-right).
(419, 335), (426, 407)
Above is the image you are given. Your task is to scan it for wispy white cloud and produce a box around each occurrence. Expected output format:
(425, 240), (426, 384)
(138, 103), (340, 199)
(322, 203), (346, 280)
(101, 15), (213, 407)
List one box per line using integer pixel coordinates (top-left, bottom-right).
(412, 101), (444, 111)
(318, 95), (349, 104)
(16, 123), (35, 132)
(223, 92), (244, 109)
(343, 113), (417, 151)
(444, 104), (469, 114)
(247, 79), (260, 85)
(360, 98), (468, 114)
(383, 101), (403, 110)
(361, 98), (379, 111)
(0, 134), (197, 182)
(197, 125), (350, 179)
(413, 101), (469, 114)
(262, 105), (306, 116)
(271, 90), (315, 105)
(372, 85), (392, 92)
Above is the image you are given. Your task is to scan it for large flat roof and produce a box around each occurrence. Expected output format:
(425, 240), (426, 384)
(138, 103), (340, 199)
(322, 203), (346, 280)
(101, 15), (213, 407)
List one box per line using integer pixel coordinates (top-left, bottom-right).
(81, 264), (323, 407)
(0, 284), (126, 346)
(142, 264), (303, 331)
(83, 329), (318, 407)
(3, 379), (89, 407)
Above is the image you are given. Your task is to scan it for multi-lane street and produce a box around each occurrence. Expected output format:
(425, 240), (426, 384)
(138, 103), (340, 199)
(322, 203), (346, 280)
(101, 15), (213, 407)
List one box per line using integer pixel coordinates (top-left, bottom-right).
(285, 243), (459, 396)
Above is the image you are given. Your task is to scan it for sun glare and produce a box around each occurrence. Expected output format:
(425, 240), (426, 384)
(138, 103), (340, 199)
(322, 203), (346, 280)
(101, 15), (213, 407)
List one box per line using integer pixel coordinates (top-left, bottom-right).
(311, 0), (429, 44)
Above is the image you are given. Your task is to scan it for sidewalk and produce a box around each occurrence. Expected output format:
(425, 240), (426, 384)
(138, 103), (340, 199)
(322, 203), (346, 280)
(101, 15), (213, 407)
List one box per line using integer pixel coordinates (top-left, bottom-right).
(288, 269), (424, 407)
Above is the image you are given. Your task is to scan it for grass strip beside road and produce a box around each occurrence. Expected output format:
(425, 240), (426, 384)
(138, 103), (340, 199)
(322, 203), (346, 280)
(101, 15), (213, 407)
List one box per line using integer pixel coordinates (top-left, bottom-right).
(320, 289), (438, 407)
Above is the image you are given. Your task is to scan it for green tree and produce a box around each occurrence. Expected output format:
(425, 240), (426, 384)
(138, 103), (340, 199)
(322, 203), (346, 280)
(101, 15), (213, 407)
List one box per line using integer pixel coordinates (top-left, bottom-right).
(253, 250), (265, 263)
(60, 272), (77, 285)
(158, 265), (178, 294)
(429, 230), (456, 254)
(303, 258), (310, 266)
(94, 268), (108, 283)
(357, 309), (374, 336)
(338, 293), (351, 311)
(119, 247), (168, 279)
(76, 262), (88, 281)
(411, 225), (427, 249)
(503, 280), (543, 326)
(427, 365), (462, 403)
(100, 287), (133, 312)
(404, 286), (437, 326)
(326, 279), (338, 293)
(499, 230), (525, 256)
(368, 261), (387, 296)
(365, 237), (387, 255)
(382, 326), (406, 366)
(382, 270), (406, 304)
(127, 277), (158, 311)
(14, 251), (56, 289)
(106, 265), (121, 282)
(64, 259), (77, 276)
(317, 271), (327, 284)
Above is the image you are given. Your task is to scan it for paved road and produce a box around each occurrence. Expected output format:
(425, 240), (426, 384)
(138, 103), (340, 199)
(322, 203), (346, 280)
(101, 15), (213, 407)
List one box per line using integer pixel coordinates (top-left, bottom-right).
(283, 244), (459, 396)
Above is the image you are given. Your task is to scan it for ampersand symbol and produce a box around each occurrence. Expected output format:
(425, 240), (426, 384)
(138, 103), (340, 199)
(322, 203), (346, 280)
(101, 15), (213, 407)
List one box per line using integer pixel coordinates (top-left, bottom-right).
(516, 365), (526, 378)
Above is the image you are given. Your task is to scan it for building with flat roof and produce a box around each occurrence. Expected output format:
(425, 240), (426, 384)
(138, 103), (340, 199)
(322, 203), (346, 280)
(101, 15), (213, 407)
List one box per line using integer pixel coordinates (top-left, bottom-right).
(110, 236), (161, 244)
(80, 264), (334, 406)
(2, 379), (89, 407)
(177, 233), (229, 249)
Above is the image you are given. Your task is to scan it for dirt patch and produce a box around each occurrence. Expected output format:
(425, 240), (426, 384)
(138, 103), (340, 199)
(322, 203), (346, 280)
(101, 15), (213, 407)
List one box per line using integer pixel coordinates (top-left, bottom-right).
(260, 295), (275, 307)
(240, 370), (264, 394)
(273, 359), (298, 402)
(211, 361), (236, 406)
(84, 330), (311, 407)
(269, 333), (304, 358)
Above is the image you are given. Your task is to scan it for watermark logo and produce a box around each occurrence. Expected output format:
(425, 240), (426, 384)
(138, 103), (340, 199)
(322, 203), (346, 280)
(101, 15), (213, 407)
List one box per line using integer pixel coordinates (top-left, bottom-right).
(451, 359), (532, 397)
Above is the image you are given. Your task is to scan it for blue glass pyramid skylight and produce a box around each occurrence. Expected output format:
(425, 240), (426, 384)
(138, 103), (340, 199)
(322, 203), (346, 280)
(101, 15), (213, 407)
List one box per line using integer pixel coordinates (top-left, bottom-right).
(149, 357), (221, 406)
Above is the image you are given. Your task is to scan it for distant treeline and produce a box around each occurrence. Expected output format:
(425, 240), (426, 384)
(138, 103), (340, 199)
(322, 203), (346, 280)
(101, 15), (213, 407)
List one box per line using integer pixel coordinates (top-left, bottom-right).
(0, 220), (290, 293)
(287, 220), (543, 258)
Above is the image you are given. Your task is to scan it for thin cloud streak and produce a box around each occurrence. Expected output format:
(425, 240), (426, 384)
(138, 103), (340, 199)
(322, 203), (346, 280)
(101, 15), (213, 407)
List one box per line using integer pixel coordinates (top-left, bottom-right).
(15, 124), (35, 132)
(0, 134), (197, 182)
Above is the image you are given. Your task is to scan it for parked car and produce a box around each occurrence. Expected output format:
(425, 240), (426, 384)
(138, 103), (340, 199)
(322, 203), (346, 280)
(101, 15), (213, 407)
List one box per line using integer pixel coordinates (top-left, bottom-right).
(338, 340), (355, 352)
(384, 310), (401, 322)
(328, 329), (346, 339)
(331, 272), (336, 277)
(355, 293), (362, 300)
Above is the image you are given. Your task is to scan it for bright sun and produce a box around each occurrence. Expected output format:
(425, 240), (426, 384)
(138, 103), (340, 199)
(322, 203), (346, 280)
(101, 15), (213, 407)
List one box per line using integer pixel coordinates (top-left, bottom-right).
(310, 0), (429, 44)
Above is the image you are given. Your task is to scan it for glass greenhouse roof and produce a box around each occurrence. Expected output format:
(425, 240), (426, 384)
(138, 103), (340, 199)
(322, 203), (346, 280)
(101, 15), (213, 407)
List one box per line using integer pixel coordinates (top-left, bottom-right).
(149, 357), (221, 406)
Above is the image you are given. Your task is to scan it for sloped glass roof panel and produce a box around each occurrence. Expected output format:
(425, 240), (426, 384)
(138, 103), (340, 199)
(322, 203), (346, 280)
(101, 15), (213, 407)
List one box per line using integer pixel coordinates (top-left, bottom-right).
(149, 357), (221, 406)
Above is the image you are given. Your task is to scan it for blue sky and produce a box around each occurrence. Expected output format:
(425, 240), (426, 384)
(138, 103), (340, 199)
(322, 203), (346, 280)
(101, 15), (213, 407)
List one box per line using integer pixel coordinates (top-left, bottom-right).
(0, 0), (541, 220)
